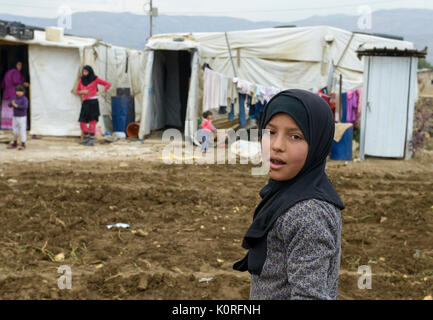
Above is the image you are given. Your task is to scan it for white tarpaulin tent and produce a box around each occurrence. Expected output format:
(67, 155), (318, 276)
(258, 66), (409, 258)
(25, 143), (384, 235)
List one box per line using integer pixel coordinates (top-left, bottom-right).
(1, 29), (146, 136)
(81, 44), (148, 134)
(138, 26), (413, 141)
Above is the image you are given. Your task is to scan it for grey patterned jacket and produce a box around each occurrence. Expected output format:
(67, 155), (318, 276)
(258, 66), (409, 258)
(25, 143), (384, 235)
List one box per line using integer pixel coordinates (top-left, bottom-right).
(250, 199), (342, 300)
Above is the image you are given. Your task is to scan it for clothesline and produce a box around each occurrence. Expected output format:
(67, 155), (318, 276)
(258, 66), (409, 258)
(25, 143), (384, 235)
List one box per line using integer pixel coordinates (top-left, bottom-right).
(202, 66), (285, 127)
(318, 86), (363, 125)
(202, 65), (363, 127)
(202, 66), (283, 113)
(340, 88), (362, 125)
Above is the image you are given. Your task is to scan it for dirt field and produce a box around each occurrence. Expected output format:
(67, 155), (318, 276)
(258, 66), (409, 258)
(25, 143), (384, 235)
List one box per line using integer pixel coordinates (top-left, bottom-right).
(0, 135), (432, 300)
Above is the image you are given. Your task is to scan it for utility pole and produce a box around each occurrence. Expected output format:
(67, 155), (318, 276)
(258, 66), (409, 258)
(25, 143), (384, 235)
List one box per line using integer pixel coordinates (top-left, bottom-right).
(144, 0), (157, 40)
(149, 0), (153, 38)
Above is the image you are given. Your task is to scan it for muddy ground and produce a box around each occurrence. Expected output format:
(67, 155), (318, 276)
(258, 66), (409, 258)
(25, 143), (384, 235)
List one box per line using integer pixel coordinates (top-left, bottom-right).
(0, 135), (432, 300)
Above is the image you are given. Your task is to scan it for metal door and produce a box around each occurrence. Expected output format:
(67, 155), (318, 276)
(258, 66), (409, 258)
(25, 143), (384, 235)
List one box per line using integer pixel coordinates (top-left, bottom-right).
(363, 56), (411, 158)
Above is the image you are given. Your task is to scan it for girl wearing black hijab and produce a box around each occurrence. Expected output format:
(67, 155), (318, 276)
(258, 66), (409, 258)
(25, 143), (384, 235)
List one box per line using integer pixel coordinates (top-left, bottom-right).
(76, 65), (111, 146)
(233, 89), (344, 300)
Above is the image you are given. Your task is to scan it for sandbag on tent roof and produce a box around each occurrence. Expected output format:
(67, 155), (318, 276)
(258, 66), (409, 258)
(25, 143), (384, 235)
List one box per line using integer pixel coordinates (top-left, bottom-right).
(138, 25), (413, 141)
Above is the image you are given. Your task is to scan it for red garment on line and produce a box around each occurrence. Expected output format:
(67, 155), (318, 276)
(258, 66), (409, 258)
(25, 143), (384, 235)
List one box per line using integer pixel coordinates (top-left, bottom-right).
(317, 89), (335, 119)
(329, 93), (336, 119)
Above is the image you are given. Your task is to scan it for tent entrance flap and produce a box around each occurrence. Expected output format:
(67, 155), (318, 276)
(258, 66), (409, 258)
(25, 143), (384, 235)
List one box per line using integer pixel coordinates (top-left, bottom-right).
(152, 50), (192, 131)
(0, 42), (30, 130)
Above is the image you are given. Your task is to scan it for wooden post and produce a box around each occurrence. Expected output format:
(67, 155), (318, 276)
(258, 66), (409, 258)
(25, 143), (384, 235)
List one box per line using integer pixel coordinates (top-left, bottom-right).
(224, 32), (237, 77)
(339, 74), (342, 123)
(150, 0), (153, 38)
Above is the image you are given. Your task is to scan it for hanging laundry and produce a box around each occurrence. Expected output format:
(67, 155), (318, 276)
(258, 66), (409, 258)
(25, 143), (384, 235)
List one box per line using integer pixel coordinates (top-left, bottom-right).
(346, 89), (358, 123)
(227, 78), (239, 121)
(256, 85), (275, 104)
(243, 94), (253, 120)
(218, 75), (229, 114)
(329, 93), (336, 120)
(341, 92), (347, 123)
(254, 85), (266, 105)
(356, 88), (362, 122)
(202, 67), (212, 111)
(252, 101), (266, 124)
(202, 63), (212, 71)
(317, 87), (331, 105)
(202, 69), (282, 127)
(219, 76), (229, 107)
(228, 93), (247, 126)
(249, 103), (255, 119)
(234, 77), (254, 94)
(264, 86), (272, 102)
(251, 84), (258, 105)
(202, 67), (221, 112)
(334, 91), (341, 122)
(237, 93), (248, 127)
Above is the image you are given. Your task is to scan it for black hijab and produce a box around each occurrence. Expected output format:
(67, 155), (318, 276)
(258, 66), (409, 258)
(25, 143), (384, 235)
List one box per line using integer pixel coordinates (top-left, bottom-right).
(81, 65), (97, 86)
(14, 60), (23, 69)
(233, 89), (345, 275)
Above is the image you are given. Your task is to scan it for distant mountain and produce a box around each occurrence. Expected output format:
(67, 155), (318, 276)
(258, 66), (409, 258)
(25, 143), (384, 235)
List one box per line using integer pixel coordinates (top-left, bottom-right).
(0, 12), (279, 49)
(291, 9), (432, 62)
(0, 9), (431, 62)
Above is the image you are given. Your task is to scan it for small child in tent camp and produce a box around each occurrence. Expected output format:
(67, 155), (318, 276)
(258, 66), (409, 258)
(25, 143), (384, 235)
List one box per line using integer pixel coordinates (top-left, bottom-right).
(200, 111), (217, 154)
(6, 85), (29, 150)
(233, 89), (344, 300)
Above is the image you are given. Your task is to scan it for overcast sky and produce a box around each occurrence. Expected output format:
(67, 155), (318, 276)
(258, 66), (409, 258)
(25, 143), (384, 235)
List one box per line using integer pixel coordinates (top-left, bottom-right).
(1, 0), (432, 22)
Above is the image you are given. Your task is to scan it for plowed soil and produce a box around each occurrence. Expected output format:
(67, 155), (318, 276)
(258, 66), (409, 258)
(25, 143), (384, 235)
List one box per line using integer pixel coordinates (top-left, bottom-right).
(1, 146), (432, 300)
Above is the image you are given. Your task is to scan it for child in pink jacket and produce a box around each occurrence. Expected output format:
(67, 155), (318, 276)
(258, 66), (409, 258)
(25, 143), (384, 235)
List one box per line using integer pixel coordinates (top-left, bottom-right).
(200, 111), (217, 153)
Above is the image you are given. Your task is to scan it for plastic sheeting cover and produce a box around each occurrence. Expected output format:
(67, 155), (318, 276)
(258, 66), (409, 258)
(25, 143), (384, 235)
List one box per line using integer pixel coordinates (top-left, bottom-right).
(29, 45), (82, 136)
(147, 26), (413, 92)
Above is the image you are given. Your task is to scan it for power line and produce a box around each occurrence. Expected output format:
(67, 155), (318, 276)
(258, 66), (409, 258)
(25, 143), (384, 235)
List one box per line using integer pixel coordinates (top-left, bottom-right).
(161, 0), (404, 15)
(0, 1), (55, 9)
(150, 0), (153, 38)
(0, 0), (425, 16)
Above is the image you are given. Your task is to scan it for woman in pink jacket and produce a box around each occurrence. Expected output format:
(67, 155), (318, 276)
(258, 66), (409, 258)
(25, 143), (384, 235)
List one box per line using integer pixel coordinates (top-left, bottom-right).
(76, 65), (111, 146)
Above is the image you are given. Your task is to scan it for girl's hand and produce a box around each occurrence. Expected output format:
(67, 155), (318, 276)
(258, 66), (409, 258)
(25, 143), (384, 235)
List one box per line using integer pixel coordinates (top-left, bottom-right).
(80, 90), (89, 95)
(97, 89), (104, 96)
(11, 100), (18, 108)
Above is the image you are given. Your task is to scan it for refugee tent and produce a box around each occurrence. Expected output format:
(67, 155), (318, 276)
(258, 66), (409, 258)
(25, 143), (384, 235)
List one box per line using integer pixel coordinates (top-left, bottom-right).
(138, 26), (414, 141)
(0, 26), (146, 136)
(81, 43), (148, 134)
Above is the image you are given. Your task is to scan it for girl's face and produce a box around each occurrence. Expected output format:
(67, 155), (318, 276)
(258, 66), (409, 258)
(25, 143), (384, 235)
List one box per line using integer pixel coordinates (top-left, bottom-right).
(16, 62), (23, 71)
(262, 113), (309, 181)
(82, 69), (89, 76)
(16, 91), (24, 97)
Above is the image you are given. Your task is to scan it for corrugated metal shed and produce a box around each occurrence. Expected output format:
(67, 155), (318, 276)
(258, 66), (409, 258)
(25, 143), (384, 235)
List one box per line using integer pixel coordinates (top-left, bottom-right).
(357, 47), (427, 160)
